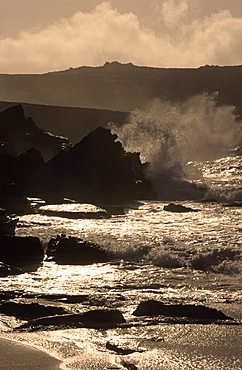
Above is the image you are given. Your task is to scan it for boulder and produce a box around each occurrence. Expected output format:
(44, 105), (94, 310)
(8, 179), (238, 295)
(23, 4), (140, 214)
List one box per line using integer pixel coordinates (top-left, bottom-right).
(46, 235), (109, 265)
(164, 203), (198, 213)
(133, 300), (232, 320)
(0, 301), (69, 320)
(17, 309), (126, 330)
(0, 262), (23, 276)
(0, 236), (44, 267)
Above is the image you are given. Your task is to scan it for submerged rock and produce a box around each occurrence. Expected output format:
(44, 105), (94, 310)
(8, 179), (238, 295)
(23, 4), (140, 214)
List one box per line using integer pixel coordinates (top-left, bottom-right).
(17, 309), (126, 330)
(0, 236), (44, 267)
(164, 203), (198, 213)
(47, 235), (109, 265)
(133, 300), (232, 320)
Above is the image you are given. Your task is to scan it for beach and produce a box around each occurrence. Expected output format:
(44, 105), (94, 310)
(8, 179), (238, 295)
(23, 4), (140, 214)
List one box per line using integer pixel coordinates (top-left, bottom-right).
(0, 337), (61, 369)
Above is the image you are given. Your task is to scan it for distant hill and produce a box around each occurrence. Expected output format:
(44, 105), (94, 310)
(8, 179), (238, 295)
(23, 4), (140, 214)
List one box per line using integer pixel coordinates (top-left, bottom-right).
(0, 102), (128, 144)
(1, 62), (242, 116)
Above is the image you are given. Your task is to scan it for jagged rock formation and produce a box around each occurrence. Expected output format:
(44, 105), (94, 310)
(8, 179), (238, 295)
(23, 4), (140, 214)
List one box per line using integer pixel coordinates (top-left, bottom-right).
(0, 106), (155, 204)
(43, 127), (156, 203)
(0, 102), (128, 144)
(0, 105), (71, 161)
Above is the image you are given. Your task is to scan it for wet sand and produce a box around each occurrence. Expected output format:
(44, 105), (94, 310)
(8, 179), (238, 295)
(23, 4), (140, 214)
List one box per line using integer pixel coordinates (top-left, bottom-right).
(0, 338), (61, 370)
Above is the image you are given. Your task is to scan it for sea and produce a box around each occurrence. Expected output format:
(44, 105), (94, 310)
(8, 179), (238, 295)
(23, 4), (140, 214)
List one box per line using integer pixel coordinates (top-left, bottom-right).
(0, 96), (241, 369)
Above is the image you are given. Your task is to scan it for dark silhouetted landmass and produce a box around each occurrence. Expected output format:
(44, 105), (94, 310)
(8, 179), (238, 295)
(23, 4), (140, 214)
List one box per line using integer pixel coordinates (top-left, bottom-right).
(42, 126), (156, 204)
(0, 105), (71, 160)
(1, 62), (242, 116)
(0, 101), (128, 144)
(0, 106), (155, 204)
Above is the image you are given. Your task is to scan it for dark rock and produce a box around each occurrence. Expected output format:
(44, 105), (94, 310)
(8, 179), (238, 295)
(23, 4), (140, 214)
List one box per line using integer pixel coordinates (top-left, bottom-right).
(133, 300), (233, 320)
(0, 105), (71, 161)
(0, 301), (69, 320)
(164, 203), (198, 213)
(44, 127), (156, 204)
(0, 236), (44, 267)
(46, 235), (109, 265)
(0, 181), (34, 215)
(0, 154), (17, 182)
(106, 341), (139, 355)
(17, 309), (126, 330)
(0, 262), (23, 276)
(0, 208), (19, 236)
(15, 148), (47, 196)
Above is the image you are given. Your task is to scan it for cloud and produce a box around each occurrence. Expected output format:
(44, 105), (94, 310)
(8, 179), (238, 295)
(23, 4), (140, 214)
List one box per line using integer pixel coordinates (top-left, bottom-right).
(161, 0), (189, 27)
(1, 1), (242, 73)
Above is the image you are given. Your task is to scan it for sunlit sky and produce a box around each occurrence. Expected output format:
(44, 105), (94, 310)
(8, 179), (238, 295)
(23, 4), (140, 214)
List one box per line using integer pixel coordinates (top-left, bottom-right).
(1, 0), (242, 73)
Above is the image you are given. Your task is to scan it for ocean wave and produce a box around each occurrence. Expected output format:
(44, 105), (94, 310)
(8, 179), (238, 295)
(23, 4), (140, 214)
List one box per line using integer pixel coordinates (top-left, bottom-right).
(100, 238), (241, 275)
(109, 94), (242, 200)
(190, 247), (241, 274)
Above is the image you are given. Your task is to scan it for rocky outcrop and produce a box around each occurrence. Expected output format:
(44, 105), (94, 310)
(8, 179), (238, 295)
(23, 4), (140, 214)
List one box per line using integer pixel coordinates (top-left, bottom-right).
(133, 300), (232, 320)
(0, 236), (44, 267)
(46, 235), (109, 265)
(17, 309), (126, 330)
(164, 203), (198, 212)
(0, 181), (34, 215)
(0, 105), (71, 161)
(44, 127), (156, 204)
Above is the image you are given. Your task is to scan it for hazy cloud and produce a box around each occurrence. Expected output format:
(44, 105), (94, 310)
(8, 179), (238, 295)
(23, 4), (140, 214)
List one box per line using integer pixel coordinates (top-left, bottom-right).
(1, 1), (242, 73)
(161, 0), (189, 27)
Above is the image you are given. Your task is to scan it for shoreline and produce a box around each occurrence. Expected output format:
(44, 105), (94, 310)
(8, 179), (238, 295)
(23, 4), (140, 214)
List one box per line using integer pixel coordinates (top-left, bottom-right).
(0, 337), (61, 369)
(1, 319), (241, 370)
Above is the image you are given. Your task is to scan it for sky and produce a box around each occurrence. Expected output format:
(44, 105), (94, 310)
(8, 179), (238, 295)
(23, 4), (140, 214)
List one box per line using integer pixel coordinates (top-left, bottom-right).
(1, 0), (242, 74)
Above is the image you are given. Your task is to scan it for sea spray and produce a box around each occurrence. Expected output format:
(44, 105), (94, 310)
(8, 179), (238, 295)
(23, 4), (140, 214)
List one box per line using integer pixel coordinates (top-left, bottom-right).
(109, 94), (242, 199)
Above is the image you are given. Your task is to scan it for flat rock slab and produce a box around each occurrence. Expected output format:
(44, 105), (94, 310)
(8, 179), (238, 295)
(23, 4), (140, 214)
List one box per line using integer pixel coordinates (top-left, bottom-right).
(133, 300), (233, 320)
